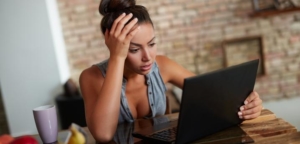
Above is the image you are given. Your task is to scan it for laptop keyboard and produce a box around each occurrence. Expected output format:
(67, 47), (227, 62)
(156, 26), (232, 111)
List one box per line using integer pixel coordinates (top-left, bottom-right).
(149, 127), (177, 142)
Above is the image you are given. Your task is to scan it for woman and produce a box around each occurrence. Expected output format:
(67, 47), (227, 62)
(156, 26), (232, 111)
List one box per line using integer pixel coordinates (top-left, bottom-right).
(79, 0), (263, 142)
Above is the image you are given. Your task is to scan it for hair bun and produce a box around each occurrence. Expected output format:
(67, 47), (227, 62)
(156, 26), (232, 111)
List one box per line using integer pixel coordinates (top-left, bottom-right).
(99, 0), (136, 15)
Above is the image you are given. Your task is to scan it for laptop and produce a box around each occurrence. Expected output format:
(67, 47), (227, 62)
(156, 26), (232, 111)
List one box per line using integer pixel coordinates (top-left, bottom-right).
(132, 59), (259, 144)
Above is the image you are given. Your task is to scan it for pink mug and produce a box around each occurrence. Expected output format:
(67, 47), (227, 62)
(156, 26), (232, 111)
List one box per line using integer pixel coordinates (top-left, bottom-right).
(33, 105), (58, 143)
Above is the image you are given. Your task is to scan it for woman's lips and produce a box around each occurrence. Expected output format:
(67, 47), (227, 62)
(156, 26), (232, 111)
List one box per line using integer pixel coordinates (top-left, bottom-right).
(141, 63), (152, 71)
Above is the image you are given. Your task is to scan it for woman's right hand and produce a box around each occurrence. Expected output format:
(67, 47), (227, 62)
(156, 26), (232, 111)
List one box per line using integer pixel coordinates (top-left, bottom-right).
(104, 13), (140, 60)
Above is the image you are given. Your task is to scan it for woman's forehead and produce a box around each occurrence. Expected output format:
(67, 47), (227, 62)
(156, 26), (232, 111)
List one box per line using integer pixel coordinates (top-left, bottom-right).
(130, 23), (155, 44)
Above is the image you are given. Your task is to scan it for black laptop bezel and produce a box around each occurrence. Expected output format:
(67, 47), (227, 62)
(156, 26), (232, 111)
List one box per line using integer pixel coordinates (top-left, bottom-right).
(175, 59), (259, 144)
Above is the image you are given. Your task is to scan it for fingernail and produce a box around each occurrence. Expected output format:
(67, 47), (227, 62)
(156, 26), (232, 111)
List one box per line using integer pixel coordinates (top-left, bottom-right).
(240, 106), (244, 111)
(239, 116), (243, 119)
(244, 100), (248, 105)
(238, 112), (242, 116)
(129, 13), (133, 16)
(134, 18), (138, 21)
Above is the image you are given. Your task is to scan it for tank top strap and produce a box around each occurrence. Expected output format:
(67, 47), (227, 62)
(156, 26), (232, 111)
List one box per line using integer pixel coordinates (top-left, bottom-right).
(94, 59), (127, 84)
(94, 59), (109, 77)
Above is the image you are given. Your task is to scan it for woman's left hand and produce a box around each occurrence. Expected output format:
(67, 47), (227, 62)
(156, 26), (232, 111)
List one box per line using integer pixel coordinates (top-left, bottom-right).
(238, 91), (263, 120)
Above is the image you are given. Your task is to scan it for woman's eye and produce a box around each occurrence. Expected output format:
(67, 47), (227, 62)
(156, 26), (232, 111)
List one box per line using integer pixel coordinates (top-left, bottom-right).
(149, 43), (156, 47)
(129, 49), (139, 53)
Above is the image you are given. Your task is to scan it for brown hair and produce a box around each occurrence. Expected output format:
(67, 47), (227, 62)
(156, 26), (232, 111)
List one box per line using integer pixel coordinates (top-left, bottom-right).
(99, 0), (153, 34)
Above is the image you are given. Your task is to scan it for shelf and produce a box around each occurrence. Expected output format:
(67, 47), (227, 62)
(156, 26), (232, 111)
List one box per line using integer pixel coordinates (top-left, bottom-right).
(249, 7), (300, 17)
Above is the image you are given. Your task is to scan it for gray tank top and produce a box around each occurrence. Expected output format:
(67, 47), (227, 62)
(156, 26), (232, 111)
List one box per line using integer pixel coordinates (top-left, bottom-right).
(95, 59), (167, 123)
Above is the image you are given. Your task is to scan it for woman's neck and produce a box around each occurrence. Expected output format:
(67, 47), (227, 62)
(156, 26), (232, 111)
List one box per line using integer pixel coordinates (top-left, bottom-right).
(123, 66), (143, 81)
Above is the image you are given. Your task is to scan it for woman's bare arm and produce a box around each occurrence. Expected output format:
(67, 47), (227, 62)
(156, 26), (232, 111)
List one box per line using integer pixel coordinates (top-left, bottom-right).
(79, 13), (140, 143)
(79, 58), (125, 143)
(156, 55), (195, 88)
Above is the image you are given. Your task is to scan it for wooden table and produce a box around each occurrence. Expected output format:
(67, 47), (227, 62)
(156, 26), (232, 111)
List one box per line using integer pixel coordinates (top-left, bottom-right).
(33, 109), (300, 143)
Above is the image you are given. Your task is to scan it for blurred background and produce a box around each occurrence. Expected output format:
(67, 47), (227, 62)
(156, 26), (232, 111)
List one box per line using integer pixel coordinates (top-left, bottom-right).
(0, 0), (300, 136)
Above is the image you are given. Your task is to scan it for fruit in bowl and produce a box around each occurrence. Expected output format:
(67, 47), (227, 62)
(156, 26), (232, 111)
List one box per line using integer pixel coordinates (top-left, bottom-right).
(0, 134), (14, 144)
(67, 123), (87, 144)
(10, 135), (38, 144)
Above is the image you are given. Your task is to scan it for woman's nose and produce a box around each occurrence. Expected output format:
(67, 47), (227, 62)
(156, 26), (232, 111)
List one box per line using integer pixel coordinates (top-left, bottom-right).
(142, 49), (151, 62)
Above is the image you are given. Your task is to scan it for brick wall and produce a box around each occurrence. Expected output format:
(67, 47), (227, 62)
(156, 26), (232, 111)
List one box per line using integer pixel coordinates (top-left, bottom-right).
(57, 0), (300, 100)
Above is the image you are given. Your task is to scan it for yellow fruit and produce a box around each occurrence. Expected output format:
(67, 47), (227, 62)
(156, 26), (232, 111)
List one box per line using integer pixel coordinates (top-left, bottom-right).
(68, 124), (86, 144)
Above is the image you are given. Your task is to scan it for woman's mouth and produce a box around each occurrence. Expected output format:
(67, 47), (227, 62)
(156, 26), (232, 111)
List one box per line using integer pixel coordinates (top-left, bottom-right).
(141, 63), (152, 71)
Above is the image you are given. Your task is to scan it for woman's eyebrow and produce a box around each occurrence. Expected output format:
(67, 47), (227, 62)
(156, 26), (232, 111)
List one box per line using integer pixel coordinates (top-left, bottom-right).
(129, 42), (142, 47)
(130, 37), (156, 46)
(147, 37), (155, 44)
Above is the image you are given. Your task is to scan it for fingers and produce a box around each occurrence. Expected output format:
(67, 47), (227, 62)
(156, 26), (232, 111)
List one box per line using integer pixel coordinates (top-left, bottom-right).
(244, 91), (259, 105)
(239, 105), (262, 116)
(110, 13), (126, 35)
(104, 13), (140, 59)
(120, 17), (138, 38)
(108, 13), (138, 42)
(238, 106), (261, 119)
(125, 25), (140, 42)
(241, 97), (262, 110)
(113, 13), (134, 37)
(238, 91), (263, 120)
(240, 111), (260, 119)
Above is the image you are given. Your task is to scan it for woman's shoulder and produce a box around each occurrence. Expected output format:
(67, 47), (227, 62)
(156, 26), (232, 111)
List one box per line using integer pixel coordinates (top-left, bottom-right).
(94, 59), (109, 68)
(155, 55), (177, 82)
(80, 59), (108, 80)
(155, 55), (172, 66)
(79, 64), (104, 86)
(155, 55), (195, 85)
(155, 55), (178, 70)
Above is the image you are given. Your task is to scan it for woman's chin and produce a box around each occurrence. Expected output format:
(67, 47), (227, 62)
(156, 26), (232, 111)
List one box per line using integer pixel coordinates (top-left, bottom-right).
(137, 69), (151, 75)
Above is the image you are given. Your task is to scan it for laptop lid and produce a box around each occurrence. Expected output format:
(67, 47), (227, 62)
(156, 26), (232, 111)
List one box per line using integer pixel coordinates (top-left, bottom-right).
(175, 59), (259, 144)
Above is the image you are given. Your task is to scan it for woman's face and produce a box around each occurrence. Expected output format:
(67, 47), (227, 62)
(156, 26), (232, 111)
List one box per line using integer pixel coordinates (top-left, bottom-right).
(125, 22), (157, 75)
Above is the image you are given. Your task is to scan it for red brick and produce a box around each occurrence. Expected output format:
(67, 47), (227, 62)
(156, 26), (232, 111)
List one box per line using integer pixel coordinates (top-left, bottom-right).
(290, 35), (300, 43)
(185, 2), (205, 9)
(265, 52), (286, 60)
